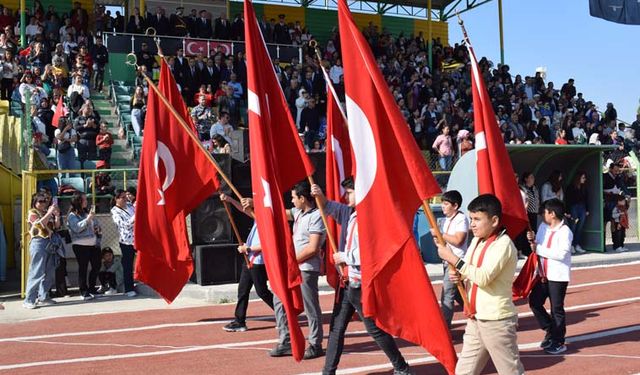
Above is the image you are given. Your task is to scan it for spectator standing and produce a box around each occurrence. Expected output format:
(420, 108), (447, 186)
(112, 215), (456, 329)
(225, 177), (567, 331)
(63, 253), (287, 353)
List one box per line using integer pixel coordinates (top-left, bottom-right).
(300, 97), (320, 149)
(217, 85), (240, 126)
(111, 189), (137, 297)
(67, 74), (89, 113)
(541, 170), (564, 204)
(54, 117), (76, 170)
(295, 88), (308, 130)
(432, 125), (454, 171)
(91, 37), (108, 92)
(170, 7), (188, 37)
(23, 192), (60, 309)
(126, 7), (145, 34)
(97, 247), (122, 294)
(0, 50), (18, 102)
(67, 192), (101, 301)
(148, 7), (169, 36)
(74, 104), (99, 167)
(130, 86), (146, 136)
(191, 95), (212, 141)
(273, 14), (290, 44)
(135, 42), (155, 74)
(520, 172), (540, 229)
(209, 110), (232, 144)
(214, 12), (230, 40)
(565, 172), (588, 254)
(196, 10), (212, 39)
(96, 121), (113, 168)
(527, 199), (572, 355)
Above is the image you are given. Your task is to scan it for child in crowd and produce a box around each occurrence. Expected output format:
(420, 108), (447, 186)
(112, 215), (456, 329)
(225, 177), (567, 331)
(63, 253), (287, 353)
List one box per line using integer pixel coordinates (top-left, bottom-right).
(611, 195), (629, 253)
(98, 247), (123, 294)
(96, 121), (113, 168)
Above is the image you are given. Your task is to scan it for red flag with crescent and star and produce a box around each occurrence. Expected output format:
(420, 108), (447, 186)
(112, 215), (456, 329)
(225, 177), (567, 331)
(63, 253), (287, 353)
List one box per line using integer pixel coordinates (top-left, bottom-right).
(338, 0), (457, 373)
(322, 68), (353, 290)
(134, 60), (219, 302)
(244, 0), (314, 362)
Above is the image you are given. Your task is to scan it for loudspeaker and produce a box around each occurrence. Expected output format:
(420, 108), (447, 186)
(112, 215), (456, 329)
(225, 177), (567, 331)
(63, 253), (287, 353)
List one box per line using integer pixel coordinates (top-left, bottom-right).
(191, 194), (233, 245)
(230, 128), (249, 163)
(193, 243), (242, 285)
(231, 159), (252, 197)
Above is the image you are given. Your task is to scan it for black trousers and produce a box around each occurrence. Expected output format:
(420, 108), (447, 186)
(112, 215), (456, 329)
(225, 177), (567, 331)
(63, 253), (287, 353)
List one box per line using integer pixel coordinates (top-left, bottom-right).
(234, 263), (274, 324)
(612, 227), (626, 249)
(120, 243), (136, 293)
(529, 280), (569, 345)
(99, 271), (117, 289)
(322, 285), (409, 375)
(94, 67), (105, 91)
(54, 257), (67, 296)
(72, 244), (101, 296)
(0, 78), (12, 101)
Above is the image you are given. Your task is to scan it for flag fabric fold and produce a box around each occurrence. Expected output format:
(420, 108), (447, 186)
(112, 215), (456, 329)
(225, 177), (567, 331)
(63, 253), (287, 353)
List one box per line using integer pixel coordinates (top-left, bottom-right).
(512, 251), (540, 299)
(134, 60), (219, 302)
(466, 40), (529, 239)
(337, 1), (457, 373)
(323, 71), (353, 289)
(244, 0), (310, 361)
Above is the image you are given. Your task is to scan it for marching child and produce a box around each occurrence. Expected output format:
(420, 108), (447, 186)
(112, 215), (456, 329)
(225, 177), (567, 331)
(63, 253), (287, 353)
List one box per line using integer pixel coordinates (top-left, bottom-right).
(437, 194), (524, 374)
(527, 198), (573, 355)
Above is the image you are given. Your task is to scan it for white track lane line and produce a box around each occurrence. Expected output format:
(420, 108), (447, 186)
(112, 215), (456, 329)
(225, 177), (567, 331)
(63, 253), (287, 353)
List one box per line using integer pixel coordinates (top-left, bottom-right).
(296, 325), (640, 375)
(1, 299), (639, 371)
(3, 276), (640, 343)
(15, 260), (639, 323)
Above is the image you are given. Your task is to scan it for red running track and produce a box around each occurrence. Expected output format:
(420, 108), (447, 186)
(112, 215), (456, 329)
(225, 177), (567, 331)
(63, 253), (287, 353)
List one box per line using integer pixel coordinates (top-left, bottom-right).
(0, 263), (639, 374)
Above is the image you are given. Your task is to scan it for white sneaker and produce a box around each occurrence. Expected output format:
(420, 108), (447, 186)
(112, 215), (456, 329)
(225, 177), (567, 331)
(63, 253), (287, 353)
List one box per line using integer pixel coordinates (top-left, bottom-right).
(104, 288), (117, 295)
(570, 246), (576, 254)
(37, 298), (57, 306)
(125, 291), (137, 297)
(82, 293), (95, 301)
(615, 247), (627, 253)
(575, 245), (586, 254)
(622, 247), (629, 252)
(96, 286), (108, 294)
(22, 301), (38, 309)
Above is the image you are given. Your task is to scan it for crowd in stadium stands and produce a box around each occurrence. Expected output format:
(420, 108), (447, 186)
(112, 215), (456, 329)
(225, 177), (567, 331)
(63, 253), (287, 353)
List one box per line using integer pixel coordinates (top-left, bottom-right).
(2, 2), (640, 173)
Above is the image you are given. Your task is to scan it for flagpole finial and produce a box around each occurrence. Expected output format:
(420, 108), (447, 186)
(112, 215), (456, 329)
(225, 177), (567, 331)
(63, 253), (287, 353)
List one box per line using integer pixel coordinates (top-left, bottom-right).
(125, 52), (140, 71)
(456, 10), (463, 26)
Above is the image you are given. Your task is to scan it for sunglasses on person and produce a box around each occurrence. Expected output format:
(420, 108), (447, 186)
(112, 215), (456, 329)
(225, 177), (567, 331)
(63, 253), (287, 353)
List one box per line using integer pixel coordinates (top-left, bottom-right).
(36, 199), (49, 203)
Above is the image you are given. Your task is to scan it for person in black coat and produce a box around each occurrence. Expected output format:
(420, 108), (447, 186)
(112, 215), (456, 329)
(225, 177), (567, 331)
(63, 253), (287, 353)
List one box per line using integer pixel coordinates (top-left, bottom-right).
(183, 59), (201, 105)
(126, 7), (145, 34)
(196, 10), (212, 39)
(148, 7), (170, 36)
(135, 42), (155, 73)
(273, 14), (290, 44)
(91, 38), (108, 91)
(214, 12), (230, 40)
(186, 9), (198, 37)
(173, 48), (188, 85)
(230, 14), (244, 41)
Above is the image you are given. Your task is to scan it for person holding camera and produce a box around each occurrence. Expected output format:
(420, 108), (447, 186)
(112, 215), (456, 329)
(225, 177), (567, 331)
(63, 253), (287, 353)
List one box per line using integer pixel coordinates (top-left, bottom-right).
(67, 192), (102, 300)
(54, 117), (76, 171)
(74, 104), (99, 168)
(23, 191), (61, 309)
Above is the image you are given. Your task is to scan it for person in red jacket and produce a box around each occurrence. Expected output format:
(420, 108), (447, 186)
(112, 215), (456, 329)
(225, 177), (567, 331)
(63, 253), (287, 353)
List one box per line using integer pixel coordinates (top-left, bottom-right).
(96, 121), (113, 168)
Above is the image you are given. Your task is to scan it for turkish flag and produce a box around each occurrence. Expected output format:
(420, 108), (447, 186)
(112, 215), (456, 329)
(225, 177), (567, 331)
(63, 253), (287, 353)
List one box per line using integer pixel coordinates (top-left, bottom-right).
(338, 1), (457, 373)
(134, 60), (219, 302)
(244, 0), (311, 362)
(323, 75), (352, 289)
(467, 41), (529, 238)
(51, 97), (67, 128)
(512, 251), (540, 299)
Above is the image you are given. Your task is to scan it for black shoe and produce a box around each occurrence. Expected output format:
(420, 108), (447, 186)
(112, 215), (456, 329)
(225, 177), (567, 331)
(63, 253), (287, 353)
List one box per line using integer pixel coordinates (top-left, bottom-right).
(303, 344), (324, 360)
(540, 337), (553, 349)
(223, 321), (247, 332)
(544, 343), (567, 355)
(269, 344), (292, 357)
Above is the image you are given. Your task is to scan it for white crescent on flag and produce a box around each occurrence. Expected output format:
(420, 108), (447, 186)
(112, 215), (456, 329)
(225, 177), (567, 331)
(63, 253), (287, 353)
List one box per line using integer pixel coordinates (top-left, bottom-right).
(345, 96), (377, 205)
(154, 141), (176, 205)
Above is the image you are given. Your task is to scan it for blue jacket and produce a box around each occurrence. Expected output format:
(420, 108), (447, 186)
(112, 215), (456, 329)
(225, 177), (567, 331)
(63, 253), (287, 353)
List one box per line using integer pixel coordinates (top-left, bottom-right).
(67, 211), (99, 243)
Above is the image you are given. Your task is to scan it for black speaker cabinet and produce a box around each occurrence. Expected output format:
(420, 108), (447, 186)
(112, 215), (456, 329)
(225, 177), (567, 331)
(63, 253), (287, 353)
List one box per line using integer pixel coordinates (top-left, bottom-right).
(193, 243), (242, 285)
(230, 128), (249, 163)
(191, 194), (233, 245)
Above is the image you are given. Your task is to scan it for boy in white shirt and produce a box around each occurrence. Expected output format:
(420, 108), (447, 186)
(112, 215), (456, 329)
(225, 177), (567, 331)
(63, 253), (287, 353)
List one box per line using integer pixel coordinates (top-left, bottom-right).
(527, 198), (573, 355)
(433, 190), (469, 328)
